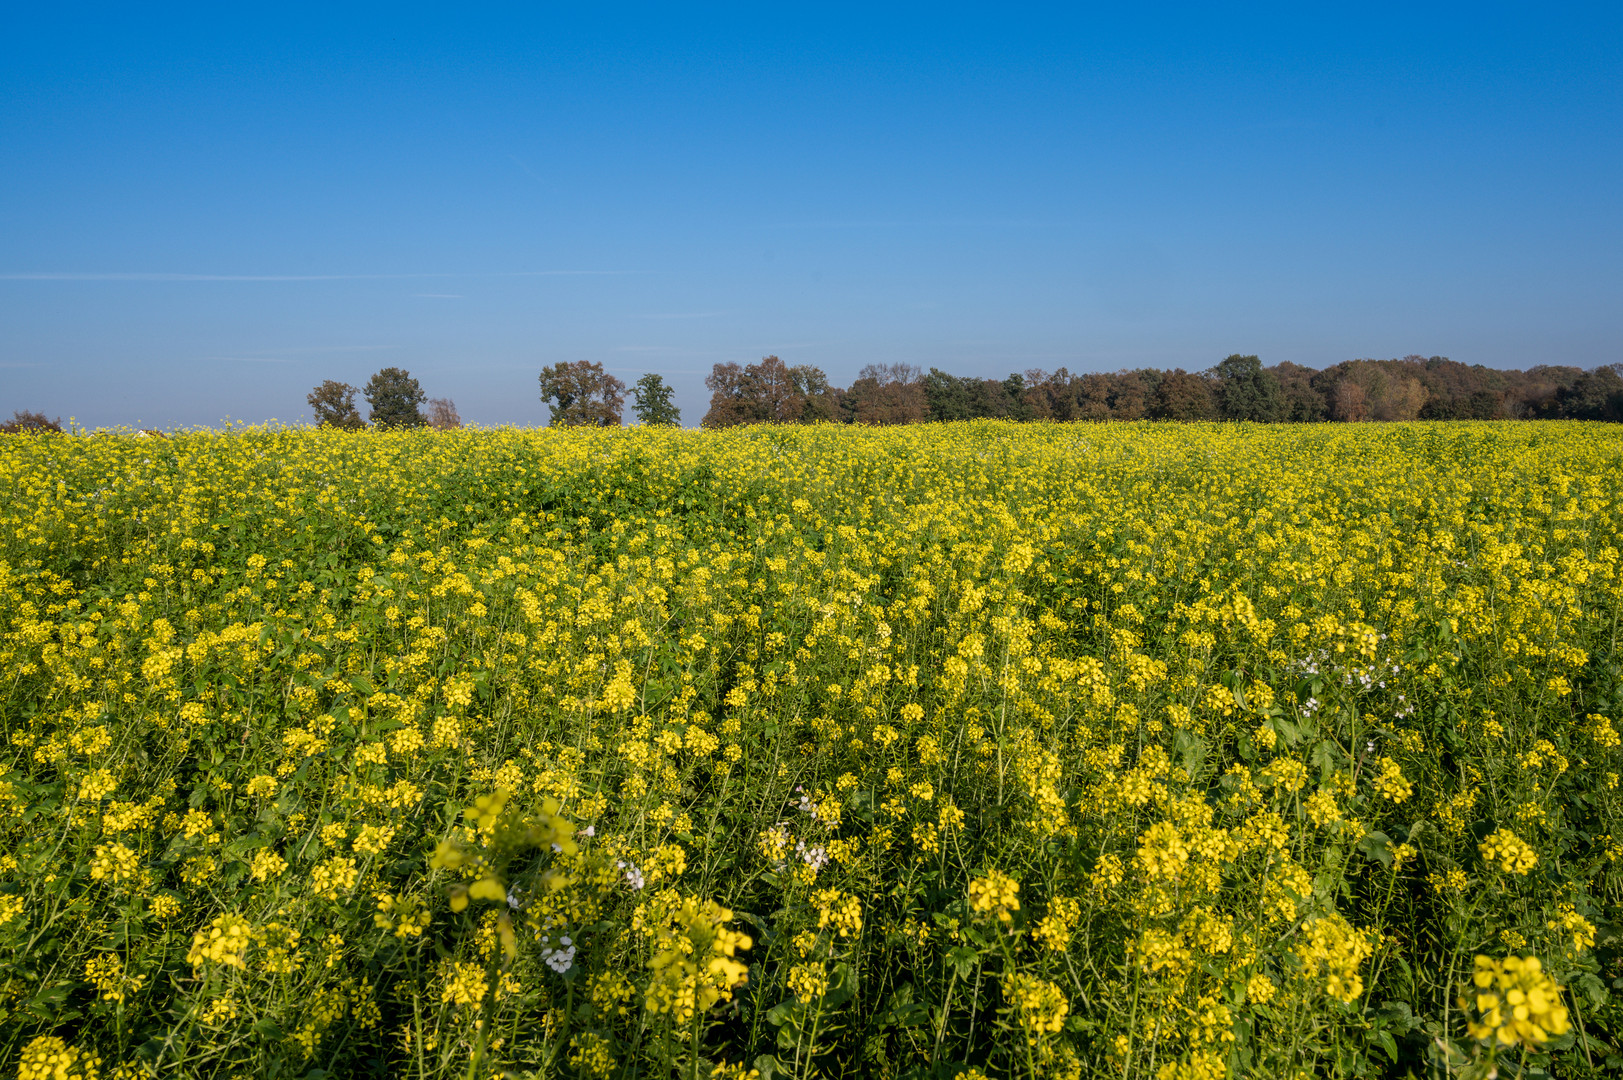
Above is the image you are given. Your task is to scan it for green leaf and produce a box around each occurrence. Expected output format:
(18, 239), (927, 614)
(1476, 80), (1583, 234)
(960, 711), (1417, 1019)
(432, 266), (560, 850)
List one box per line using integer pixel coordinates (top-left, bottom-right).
(946, 946), (978, 980)
(823, 961), (858, 1009)
(1357, 830), (1393, 868)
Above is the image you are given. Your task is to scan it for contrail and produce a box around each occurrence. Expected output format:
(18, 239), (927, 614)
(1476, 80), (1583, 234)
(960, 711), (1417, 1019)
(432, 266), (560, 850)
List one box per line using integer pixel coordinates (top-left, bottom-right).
(0, 270), (638, 281)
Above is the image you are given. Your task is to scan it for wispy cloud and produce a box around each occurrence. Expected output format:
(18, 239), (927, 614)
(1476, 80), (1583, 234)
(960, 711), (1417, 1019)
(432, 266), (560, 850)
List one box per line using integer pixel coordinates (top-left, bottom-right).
(0, 270), (638, 282)
(635, 311), (726, 320)
(766, 218), (1065, 230)
(413, 293), (464, 298)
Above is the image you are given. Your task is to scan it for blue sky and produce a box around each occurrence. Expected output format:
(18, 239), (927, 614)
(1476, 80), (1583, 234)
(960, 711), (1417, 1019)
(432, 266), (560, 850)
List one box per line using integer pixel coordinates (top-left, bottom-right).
(3, 3), (1619, 428)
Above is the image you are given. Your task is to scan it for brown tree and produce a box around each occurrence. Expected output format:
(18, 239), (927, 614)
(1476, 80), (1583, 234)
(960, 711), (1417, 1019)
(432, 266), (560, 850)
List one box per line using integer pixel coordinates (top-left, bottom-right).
(538, 361), (626, 427)
(1319, 361), (1428, 421)
(701, 356), (836, 427)
(0, 410), (63, 434)
(426, 398), (462, 430)
(839, 363), (927, 424)
(307, 380), (366, 429)
(1151, 369), (1219, 420)
(1330, 379), (1369, 422)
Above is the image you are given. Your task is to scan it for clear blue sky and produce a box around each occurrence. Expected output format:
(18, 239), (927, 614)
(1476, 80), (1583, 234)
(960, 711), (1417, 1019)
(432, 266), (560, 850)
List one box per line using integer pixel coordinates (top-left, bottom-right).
(3, 3), (1619, 428)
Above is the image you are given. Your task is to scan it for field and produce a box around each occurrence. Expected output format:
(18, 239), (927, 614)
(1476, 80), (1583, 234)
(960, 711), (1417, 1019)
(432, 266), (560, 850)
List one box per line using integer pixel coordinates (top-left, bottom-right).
(2, 421), (1621, 1080)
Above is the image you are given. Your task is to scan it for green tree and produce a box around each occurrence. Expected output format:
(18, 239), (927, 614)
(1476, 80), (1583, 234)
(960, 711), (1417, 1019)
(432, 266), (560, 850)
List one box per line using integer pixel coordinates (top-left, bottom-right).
(307, 380), (366, 429)
(1212, 354), (1285, 422)
(631, 374), (681, 426)
(1555, 364), (1623, 422)
(363, 368), (427, 428)
(923, 368), (973, 421)
(538, 360), (626, 427)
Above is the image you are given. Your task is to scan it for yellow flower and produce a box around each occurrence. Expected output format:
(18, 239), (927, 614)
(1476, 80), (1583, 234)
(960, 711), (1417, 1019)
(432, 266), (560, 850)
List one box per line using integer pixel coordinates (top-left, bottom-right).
(1371, 757), (1412, 803)
(1461, 955), (1569, 1047)
(1480, 829), (1538, 875)
(967, 869), (1020, 923)
(440, 960), (488, 1008)
(787, 962), (829, 1003)
(812, 889), (863, 938)
(1033, 895), (1080, 952)
(17, 1036), (101, 1080)
(89, 842), (139, 884)
(644, 897), (752, 1021)
(1003, 973), (1069, 1042)
(187, 913), (255, 972)
(249, 848), (287, 882)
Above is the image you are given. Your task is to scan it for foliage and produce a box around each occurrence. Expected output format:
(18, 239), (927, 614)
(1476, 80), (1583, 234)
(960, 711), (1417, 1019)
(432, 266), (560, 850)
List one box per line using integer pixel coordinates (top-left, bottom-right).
(839, 364), (927, 425)
(306, 381), (366, 430)
(1212, 354), (1286, 423)
(709, 357), (1622, 427)
(2, 421), (1622, 1079)
(702, 356), (837, 427)
(538, 361), (626, 427)
(362, 368), (428, 429)
(1, 411), (64, 434)
(630, 374), (681, 427)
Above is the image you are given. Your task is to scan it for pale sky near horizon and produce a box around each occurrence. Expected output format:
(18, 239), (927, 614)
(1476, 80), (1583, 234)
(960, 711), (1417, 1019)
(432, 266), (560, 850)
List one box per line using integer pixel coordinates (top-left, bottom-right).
(3, 3), (1619, 428)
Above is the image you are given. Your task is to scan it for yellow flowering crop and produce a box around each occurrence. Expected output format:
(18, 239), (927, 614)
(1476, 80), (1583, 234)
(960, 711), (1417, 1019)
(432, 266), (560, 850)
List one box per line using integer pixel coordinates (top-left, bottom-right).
(0, 420), (1618, 1077)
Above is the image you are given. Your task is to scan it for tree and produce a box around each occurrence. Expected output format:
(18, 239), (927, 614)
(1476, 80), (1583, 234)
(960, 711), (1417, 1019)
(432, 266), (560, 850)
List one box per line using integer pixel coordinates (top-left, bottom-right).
(307, 380), (366, 429)
(1269, 362), (1327, 422)
(1151, 369), (1219, 420)
(1212, 354), (1285, 422)
(838, 364), (926, 424)
(0, 410), (63, 434)
(363, 368), (427, 428)
(426, 398), (462, 430)
(701, 356), (836, 427)
(1108, 370), (1164, 420)
(631, 374), (681, 426)
(1555, 364), (1623, 422)
(923, 368), (974, 421)
(1000, 373), (1034, 420)
(538, 361), (625, 427)
(1318, 360), (1427, 421)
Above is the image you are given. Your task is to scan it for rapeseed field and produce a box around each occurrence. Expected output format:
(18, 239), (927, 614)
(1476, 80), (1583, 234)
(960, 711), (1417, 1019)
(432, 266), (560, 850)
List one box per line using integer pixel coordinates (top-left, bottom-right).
(1, 421), (1619, 1080)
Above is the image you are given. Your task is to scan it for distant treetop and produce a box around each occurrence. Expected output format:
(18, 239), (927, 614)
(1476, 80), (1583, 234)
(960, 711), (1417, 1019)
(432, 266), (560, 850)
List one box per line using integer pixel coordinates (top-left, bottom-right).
(363, 368), (428, 429)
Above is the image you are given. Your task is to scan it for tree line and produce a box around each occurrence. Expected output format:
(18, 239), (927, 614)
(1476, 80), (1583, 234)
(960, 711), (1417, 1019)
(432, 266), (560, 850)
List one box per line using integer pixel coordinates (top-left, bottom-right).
(701, 354), (1623, 426)
(6, 354), (1618, 435)
(532, 353), (1623, 428)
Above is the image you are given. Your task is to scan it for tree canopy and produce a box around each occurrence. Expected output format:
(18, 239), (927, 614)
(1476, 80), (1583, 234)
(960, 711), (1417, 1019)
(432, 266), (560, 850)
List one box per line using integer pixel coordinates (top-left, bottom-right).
(538, 361), (626, 427)
(307, 380), (366, 429)
(363, 368), (427, 429)
(631, 374), (681, 426)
